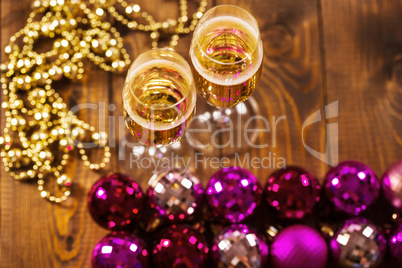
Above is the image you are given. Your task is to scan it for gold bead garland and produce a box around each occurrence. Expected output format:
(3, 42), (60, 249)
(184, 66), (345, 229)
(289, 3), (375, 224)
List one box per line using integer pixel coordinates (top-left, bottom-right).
(0, 0), (208, 203)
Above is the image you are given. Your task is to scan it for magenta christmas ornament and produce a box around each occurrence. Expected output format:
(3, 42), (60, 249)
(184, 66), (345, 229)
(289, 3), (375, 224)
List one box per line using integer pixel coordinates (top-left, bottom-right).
(323, 161), (380, 215)
(264, 166), (321, 219)
(88, 173), (144, 230)
(147, 168), (204, 223)
(330, 218), (386, 268)
(205, 166), (262, 223)
(381, 160), (402, 211)
(389, 223), (402, 263)
(152, 225), (209, 268)
(270, 224), (327, 268)
(92, 232), (148, 268)
(211, 224), (269, 267)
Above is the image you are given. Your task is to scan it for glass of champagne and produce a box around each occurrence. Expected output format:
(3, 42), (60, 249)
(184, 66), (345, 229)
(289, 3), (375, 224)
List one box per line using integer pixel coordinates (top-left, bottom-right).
(189, 5), (263, 155)
(120, 48), (196, 175)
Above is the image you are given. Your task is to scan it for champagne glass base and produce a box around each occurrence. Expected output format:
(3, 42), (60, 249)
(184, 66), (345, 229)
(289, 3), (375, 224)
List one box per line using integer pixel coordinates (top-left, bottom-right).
(186, 96), (260, 157)
(118, 131), (193, 184)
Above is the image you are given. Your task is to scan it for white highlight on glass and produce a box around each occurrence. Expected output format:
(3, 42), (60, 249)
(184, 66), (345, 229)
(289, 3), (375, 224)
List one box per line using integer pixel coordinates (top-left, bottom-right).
(246, 234), (257, 247)
(214, 182), (223, 193)
(181, 178), (193, 189)
(187, 207), (195, 215)
(240, 179), (249, 187)
(336, 233), (350, 246)
(362, 226), (374, 238)
(130, 243), (138, 252)
(155, 183), (164, 194)
(236, 103), (247, 115)
(357, 172), (366, 180)
(132, 146), (145, 155)
(101, 245), (113, 254)
(218, 240), (231, 251)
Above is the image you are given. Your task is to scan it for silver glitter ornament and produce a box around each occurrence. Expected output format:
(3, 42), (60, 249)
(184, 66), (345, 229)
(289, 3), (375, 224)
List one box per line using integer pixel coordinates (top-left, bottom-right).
(148, 168), (204, 223)
(211, 224), (269, 268)
(330, 218), (386, 268)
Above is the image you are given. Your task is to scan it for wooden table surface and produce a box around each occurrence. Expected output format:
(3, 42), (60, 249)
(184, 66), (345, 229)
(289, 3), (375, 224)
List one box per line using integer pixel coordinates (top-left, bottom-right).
(1, 0), (402, 267)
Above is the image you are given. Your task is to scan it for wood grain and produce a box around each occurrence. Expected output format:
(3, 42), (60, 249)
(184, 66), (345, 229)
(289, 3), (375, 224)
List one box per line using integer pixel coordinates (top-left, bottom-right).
(320, 0), (402, 174)
(0, 0), (109, 267)
(0, 0), (401, 267)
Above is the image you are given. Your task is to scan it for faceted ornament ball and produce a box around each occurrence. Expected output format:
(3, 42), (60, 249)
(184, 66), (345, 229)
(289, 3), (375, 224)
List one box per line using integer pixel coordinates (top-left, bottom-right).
(92, 231), (148, 268)
(206, 166), (262, 223)
(88, 173), (144, 230)
(381, 160), (402, 211)
(270, 224), (328, 268)
(211, 224), (269, 268)
(152, 225), (209, 268)
(265, 166), (321, 219)
(330, 218), (386, 268)
(323, 161), (380, 215)
(389, 223), (402, 263)
(148, 168), (204, 223)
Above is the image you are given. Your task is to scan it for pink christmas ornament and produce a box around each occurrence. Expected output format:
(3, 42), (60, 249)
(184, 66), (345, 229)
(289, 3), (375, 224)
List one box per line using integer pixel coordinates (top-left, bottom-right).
(381, 160), (402, 211)
(324, 161), (380, 215)
(92, 231), (148, 268)
(389, 223), (402, 264)
(205, 166), (262, 223)
(88, 173), (144, 230)
(271, 224), (328, 268)
(265, 166), (321, 219)
(152, 225), (209, 268)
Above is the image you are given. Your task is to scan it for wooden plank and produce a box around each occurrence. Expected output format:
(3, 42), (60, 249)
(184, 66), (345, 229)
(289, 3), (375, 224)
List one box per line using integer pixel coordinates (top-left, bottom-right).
(320, 0), (402, 173)
(0, 0), (110, 267)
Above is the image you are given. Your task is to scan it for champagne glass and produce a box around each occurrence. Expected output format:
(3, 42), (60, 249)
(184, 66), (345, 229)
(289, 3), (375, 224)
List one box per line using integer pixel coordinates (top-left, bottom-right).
(189, 5), (263, 155)
(120, 48), (196, 176)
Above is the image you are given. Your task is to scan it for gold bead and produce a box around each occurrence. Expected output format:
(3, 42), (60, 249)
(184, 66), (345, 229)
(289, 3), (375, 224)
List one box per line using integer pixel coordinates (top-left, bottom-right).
(92, 131), (108, 146)
(7, 148), (24, 169)
(150, 31), (160, 40)
(57, 174), (71, 187)
(0, 135), (12, 150)
(71, 126), (85, 140)
(31, 130), (49, 142)
(38, 148), (54, 164)
(10, 116), (26, 131)
(111, 60), (126, 73)
(48, 66), (63, 80)
(15, 75), (32, 90)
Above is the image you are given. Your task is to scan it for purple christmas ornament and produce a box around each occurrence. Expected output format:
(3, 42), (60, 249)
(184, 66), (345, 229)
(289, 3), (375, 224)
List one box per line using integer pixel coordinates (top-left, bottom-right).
(271, 224), (327, 268)
(389, 223), (402, 263)
(206, 166), (262, 223)
(265, 166), (321, 219)
(330, 218), (386, 268)
(211, 224), (269, 267)
(323, 161), (380, 215)
(88, 173), (144, 230)
(152, 225), (209, 268)
(381, 160), (402, 211)
(92, 232), (148, 268)
(147, 168), (204, 223)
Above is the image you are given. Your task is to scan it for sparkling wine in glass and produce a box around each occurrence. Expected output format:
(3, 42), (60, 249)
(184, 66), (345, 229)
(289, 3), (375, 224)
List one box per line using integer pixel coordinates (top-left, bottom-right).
(189, 5), (263, 155)
(120, 48), (196, 175)
(190, 7), (263, 108)
(123, 49), (196, 147)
